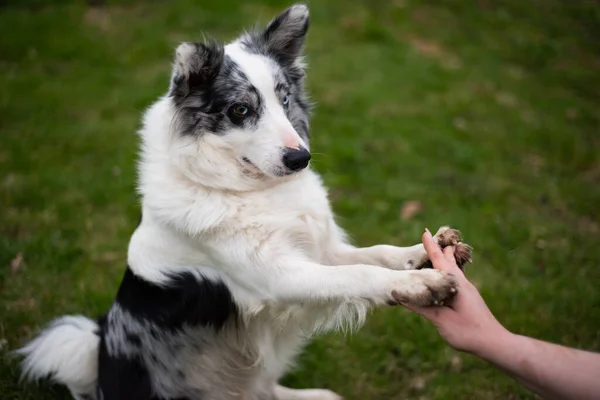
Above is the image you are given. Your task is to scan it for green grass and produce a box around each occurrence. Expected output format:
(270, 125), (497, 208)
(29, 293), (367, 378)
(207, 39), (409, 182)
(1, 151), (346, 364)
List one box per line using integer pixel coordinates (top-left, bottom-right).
(1, 0), (599, 398)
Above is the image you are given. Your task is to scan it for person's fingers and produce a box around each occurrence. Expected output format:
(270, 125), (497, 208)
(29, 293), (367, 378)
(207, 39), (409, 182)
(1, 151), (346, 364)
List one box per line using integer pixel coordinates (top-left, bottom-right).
(401, 302), (435, 317)
(401, 302), (447, 321)
(443, 244), (470, 280)
(422, 229), (448, 268)
(443, 245), (456, 263)
(423, 229), (461, 274)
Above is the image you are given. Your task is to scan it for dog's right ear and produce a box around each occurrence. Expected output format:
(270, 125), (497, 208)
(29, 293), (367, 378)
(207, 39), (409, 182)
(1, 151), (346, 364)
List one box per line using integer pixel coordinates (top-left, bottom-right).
(170, 42), (224, 101)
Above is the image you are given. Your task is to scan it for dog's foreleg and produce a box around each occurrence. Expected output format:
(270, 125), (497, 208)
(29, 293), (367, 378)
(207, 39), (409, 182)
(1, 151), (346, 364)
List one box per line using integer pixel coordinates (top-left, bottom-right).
(206, 233), (458, 307)
(272, 384), (342, 400)
(327, 226), (473, 271)
(254, 257), (458, 308)
(328, 242), (428, 270)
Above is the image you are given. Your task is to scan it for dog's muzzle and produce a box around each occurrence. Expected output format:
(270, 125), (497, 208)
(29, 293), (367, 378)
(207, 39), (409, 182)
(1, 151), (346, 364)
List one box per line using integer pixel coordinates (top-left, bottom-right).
(282, 147), (311, 172)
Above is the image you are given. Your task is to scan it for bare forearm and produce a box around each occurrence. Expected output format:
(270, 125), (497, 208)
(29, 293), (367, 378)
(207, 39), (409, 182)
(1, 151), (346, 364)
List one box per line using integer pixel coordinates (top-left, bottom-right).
(476, 330), (600, 400)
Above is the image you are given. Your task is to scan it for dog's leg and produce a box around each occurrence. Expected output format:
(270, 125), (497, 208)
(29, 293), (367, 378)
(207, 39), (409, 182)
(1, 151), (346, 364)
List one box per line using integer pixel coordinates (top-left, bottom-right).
(245, 257), (458, 308)
(328, 242), (428, 270)
(209, 234), (459, 308)
(328, 226), (472, 271)
(273, 384), (342, 400)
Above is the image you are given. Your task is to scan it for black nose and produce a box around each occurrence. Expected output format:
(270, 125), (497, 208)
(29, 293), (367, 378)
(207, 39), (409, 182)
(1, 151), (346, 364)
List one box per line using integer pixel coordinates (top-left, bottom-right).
(282, 147), (311, 171)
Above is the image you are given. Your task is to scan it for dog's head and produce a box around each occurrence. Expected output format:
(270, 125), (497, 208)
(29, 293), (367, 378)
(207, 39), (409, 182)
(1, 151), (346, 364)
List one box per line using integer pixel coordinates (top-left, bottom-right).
(164, 4), (312, 190)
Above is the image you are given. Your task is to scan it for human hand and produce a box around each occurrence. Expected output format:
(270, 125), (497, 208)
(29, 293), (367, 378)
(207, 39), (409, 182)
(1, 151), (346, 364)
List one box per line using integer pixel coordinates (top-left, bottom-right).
(401, 229), (509, 355)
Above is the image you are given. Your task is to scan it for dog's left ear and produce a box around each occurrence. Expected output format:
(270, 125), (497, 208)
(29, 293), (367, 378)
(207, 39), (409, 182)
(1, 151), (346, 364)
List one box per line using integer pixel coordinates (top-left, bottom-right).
(261, 4), (310, 67)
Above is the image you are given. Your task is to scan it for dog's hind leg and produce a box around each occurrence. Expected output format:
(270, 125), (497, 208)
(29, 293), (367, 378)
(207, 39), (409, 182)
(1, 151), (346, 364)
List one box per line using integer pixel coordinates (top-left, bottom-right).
(273, 384), (343, 400)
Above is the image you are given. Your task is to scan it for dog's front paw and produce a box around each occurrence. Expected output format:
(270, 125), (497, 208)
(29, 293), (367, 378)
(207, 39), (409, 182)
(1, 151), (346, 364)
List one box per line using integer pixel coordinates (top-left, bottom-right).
(388, 269), (459, 307)
(419, 226), (473, 270)
(452, 242), (473, 268)
(435, 226), (461, 246)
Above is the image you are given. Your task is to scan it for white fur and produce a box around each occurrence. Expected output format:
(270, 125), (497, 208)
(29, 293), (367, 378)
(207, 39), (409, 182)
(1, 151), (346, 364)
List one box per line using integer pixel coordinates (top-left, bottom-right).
(16, 316), (99, 399)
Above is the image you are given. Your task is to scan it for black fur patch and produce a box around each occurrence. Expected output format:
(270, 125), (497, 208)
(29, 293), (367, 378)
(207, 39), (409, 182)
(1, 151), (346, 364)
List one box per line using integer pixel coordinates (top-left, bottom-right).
(97, 332), (154, 400)
(114, 267), (238, 332)
(125, 330), (142, 348)
(97, 332), (191, 400)
(170, 46), (265, 136)
(169, 41), (224, 106)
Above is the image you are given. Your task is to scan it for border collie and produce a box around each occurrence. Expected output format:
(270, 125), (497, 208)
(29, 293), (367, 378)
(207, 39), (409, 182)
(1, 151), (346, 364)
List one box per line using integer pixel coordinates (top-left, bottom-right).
(17, 4), (472, 400)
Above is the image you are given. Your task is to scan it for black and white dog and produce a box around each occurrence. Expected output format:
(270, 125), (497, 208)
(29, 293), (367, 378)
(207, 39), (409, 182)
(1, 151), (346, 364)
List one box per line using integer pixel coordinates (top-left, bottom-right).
(17, 4), (471, 400)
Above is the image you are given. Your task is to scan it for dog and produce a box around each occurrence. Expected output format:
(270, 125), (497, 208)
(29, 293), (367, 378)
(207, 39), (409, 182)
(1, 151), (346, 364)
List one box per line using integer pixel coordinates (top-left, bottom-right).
(16, 4), (472, 400)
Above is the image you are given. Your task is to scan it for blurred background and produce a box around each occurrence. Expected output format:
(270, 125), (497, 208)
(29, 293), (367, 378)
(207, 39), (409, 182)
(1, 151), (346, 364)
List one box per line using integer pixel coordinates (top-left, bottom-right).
(1, 0), (599, 399)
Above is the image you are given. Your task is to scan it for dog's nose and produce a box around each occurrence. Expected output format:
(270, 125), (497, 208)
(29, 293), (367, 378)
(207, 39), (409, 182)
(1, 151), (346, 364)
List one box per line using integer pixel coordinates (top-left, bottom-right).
(282, 147), (311, 171)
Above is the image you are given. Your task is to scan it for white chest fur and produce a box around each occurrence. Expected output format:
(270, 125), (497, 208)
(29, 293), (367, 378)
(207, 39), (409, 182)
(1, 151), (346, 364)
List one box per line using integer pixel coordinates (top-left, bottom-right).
(226, 170), (336, 262)
(129, 168), (340, 281)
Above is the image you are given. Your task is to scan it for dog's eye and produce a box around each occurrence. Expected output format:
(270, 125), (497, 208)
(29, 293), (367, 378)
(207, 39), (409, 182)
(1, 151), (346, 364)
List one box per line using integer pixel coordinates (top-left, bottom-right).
(232, 105), (249, 116)
(282, 95), (290, 106)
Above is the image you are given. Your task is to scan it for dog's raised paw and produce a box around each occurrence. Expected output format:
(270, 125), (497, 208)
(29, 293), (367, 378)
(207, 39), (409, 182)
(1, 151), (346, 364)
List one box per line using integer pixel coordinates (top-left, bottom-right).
(434, 226), (462, 247)
(417, 226), (473, 271)
(453, 242), (473, 269)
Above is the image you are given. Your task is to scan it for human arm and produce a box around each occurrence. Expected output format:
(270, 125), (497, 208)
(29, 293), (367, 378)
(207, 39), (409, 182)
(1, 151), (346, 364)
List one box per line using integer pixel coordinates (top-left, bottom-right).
(402, 229), (600, 400)
(479, 328), (600, 400)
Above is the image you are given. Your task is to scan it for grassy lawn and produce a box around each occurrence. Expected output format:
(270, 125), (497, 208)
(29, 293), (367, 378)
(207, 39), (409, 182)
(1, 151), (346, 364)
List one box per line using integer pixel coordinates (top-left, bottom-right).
(1, 0), (599, 399)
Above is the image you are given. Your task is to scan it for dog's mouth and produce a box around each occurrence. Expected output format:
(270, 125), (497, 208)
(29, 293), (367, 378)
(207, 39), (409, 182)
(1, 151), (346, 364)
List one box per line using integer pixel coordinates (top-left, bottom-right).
(241, 157), (261, 172)
(240, 157), (291, 178)
(240, 157), (268, 179)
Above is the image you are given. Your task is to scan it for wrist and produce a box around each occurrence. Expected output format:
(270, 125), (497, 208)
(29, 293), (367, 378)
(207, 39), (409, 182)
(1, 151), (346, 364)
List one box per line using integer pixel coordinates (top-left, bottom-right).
(470, 325), (514, 359)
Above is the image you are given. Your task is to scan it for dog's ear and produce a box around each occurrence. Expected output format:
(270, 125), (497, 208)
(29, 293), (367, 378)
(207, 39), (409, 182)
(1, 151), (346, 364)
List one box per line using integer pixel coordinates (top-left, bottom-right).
(261, 4), (309, 67)
(170, 41), (224, 100)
